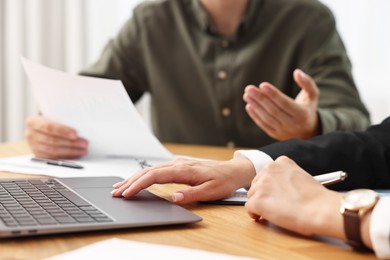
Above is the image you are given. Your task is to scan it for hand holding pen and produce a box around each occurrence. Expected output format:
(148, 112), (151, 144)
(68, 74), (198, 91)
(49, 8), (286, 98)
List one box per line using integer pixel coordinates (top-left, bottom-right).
(213, 170), (347, 205)
(245, 157), (350, 235)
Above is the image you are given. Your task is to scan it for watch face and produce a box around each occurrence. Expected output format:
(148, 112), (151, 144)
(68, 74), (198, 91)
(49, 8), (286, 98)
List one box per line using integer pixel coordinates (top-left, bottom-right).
(342, 189), (379, 210)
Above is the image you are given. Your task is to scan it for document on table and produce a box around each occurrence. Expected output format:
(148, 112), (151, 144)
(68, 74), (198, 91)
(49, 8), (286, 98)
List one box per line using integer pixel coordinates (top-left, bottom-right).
(0, 154), (167, 179)
(0, 58), (173, 178)
(47, 238), (257, 260)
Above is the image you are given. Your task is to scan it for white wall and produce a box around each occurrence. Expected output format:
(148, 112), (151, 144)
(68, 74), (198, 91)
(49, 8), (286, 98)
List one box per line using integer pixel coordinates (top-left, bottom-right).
(320, 0), (390, 123)
(0, 0), (88, 141)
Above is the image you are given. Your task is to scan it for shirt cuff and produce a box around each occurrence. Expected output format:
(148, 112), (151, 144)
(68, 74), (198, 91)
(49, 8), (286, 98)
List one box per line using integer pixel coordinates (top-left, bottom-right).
(233, 150), (273, 174)
(370, 197), (390, 259)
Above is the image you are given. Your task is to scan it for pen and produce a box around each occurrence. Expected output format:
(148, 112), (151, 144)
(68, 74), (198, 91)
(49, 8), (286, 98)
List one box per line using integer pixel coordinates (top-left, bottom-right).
(210, 170), (348, 205)
(313, 171), (347, 186)
(31, 157), (84, 169)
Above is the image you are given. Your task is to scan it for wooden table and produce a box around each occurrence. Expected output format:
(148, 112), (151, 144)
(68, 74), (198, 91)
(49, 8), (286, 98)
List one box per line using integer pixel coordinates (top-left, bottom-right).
(0, 142), (376, 260)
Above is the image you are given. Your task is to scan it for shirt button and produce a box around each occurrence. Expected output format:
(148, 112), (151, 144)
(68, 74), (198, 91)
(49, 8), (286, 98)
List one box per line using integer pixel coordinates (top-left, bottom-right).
(222, 107), (231, 117)
(227, 141), (235, 147)
(217, 70), (227, 80)
(221, 39), (229, 48)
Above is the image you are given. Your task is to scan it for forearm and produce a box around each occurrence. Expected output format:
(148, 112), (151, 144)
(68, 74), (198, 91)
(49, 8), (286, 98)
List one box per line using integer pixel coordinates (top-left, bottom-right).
(299, 11), (370, 135)
(228, 156), (258, 190)
(309, 191), (345, 240)
(312, 191), (374, 251)
(318, 107), (370, 134)
(259, 119), (390, 190)
(361, 211), (373, 249)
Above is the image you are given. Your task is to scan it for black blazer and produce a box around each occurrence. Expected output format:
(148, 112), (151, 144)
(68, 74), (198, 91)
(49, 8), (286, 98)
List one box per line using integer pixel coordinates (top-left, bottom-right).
(260, 117), (390, 190)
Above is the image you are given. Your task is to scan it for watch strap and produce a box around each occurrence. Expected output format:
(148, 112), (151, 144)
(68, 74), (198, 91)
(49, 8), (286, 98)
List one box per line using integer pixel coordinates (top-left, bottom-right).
(343, 209), (371, 251)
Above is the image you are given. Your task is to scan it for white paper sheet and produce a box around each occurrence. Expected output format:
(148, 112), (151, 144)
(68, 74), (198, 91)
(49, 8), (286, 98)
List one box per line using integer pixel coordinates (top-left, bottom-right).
(0, 154), (167, 179)
(47, 238), (257, 260)
(21, 58), (172, 160)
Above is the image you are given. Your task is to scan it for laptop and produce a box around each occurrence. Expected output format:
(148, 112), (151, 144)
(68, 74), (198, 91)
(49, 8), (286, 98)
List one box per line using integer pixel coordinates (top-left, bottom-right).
(0, 176), (202, 238)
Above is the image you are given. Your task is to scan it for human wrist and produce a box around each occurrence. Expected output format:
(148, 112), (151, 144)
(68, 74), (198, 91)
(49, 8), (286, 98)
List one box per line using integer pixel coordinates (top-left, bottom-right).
(340, 189), (379, 251)
(304, 112), (321, 138)
(311, 113), (321, 137)
(360, 210), (373, 249)
(229, 156), (256, 189)
(233, 150), (273, 175)
(309, 191), (345, 239)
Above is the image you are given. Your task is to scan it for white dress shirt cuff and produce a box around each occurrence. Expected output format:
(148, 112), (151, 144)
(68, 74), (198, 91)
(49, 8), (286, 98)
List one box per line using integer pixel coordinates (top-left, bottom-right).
(370, 197), (390, 259)
(233, 150), (273, 174)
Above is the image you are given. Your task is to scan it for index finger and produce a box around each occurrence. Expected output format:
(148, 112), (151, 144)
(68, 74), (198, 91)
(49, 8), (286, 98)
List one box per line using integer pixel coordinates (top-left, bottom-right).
(259, 83), (300, 116)
(112, 158), (183, 190)
(247, 173), (262, 198)
(245, 200), (262, 221)
(122, 164), (205, 197)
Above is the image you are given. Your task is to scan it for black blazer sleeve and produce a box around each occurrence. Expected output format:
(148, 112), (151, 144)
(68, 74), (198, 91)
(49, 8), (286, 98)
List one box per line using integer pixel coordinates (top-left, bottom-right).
(259, 117), (390, 190)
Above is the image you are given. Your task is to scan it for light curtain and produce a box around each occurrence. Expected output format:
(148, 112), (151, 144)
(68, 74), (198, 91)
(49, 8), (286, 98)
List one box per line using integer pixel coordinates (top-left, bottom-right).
(0, 0), (86, 142)
(320, 0), (390, 123)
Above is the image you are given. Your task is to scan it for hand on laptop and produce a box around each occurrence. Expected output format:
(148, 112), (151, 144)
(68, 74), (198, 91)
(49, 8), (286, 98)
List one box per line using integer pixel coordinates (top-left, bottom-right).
(243, 69), (320, 140)
(25, 115), (88, 159)
(111, 156), (256, 204)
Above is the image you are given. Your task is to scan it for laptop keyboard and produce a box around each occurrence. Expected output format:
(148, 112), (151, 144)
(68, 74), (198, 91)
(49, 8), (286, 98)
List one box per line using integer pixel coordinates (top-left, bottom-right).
(0, 179), (113, 227)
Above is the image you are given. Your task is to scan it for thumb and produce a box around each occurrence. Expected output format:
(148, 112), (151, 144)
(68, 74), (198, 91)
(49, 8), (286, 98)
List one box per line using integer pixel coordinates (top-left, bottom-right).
(172, 185), (223, 204)
(293, 69), (319, 100)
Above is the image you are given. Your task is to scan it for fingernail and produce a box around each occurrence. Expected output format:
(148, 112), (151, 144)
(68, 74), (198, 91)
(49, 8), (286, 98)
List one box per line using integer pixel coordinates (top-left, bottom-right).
(259, 84), (269, 93)
(79, 150), (88, 157)
(122, 188), (130, 197)
(243, 94), (253, 104)
(248, 90), (257, 98)
(111, 189), (118, 195)
(298, 70), (308, 81)
(112, 182), (121, 188)
(172, 192), (184, 202)
(68, 132), (77, 140)
(80, 141), (88, 149)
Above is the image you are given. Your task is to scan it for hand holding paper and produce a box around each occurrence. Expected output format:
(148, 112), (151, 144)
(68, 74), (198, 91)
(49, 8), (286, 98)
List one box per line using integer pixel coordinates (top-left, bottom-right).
(25, 115), (88, 159)
(0, 58), (173, 179)
(22, 58), (172, 160)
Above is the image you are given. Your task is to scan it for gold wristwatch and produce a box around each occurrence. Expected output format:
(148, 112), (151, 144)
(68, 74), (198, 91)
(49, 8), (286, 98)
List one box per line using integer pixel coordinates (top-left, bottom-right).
(340, 189), (380, 251)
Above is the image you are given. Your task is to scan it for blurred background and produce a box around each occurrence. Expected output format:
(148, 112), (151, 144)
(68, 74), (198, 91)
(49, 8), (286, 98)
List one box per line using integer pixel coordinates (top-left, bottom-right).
(0, 0), (389, 142)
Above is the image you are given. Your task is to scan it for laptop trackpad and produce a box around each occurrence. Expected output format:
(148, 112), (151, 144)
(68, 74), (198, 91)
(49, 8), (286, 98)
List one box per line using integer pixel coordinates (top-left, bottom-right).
(74, 187), (201, 225)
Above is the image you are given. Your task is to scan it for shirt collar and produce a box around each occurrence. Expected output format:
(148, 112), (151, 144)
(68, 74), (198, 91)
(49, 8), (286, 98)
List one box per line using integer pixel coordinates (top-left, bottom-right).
(189, 0), (262, 38)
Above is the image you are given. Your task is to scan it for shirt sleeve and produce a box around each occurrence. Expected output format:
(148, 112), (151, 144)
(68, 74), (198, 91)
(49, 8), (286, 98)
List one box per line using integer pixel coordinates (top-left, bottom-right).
(233, 150), (273, 174)
(370, 197), (390, 259)
(298, 6), (370, 133)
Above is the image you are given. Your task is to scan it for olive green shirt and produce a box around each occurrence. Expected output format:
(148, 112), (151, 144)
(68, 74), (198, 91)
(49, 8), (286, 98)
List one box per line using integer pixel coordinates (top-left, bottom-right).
(81, 0), (370, 148)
